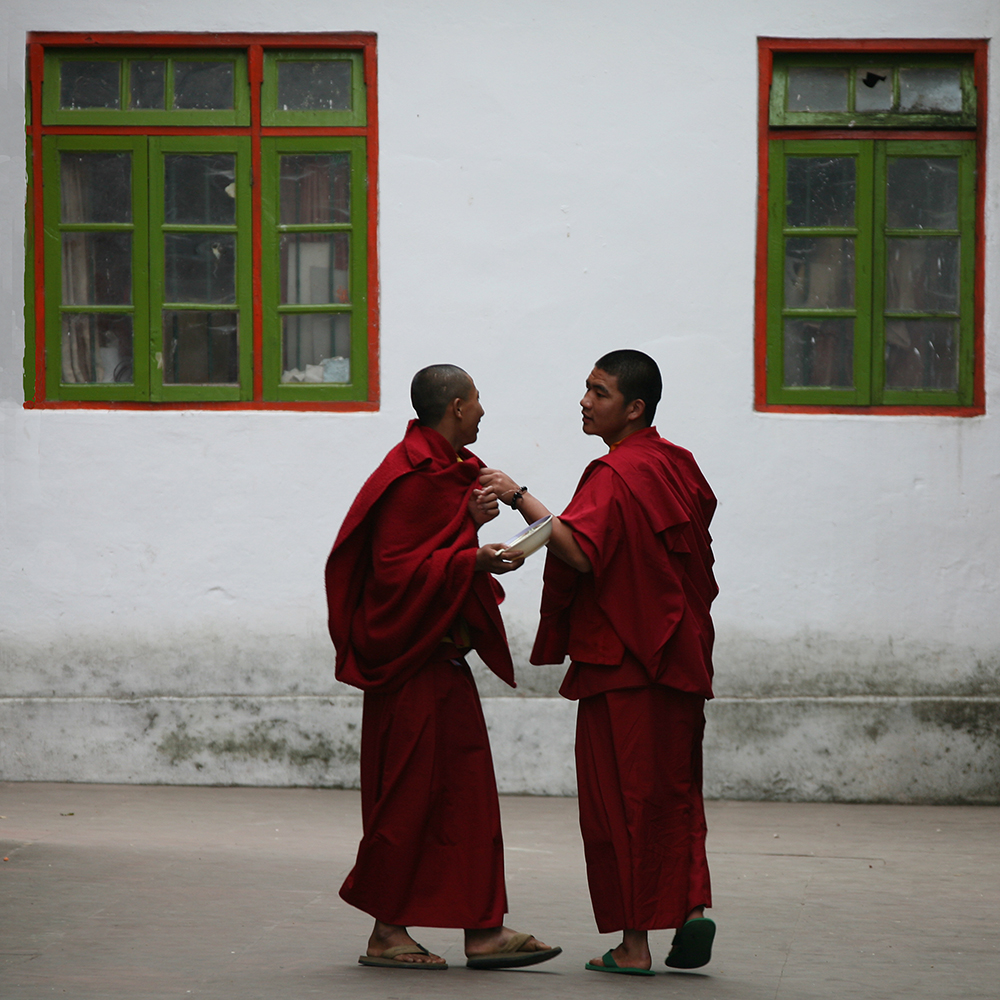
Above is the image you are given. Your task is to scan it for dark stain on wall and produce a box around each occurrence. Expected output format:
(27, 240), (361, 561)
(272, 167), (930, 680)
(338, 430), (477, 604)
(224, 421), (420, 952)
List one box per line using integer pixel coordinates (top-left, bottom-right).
(156, 718), (359, 772)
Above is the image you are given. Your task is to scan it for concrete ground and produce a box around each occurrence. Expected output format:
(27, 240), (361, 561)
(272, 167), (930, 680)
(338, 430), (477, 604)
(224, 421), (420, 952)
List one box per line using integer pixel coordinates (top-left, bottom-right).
(0, 783), (996, 1000)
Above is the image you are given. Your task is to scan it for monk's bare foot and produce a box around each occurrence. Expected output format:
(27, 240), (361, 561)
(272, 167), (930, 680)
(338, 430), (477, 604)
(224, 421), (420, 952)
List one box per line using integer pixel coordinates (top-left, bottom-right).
(588, 928), (651, 970)
(367, 920), (443, 965)
(464, 925), (552, 957)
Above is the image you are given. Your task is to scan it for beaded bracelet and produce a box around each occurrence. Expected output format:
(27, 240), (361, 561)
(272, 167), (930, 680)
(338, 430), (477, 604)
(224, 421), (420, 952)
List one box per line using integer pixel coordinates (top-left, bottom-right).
(509, 486), (527, 508)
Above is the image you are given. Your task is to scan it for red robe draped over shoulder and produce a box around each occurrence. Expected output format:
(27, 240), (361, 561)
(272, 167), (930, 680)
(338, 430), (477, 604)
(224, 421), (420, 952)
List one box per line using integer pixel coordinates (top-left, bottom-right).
(530, 426), (718, 932)
(324, 420), (514, 927)
(530, 425), (717, 700)
(326, 419), (514, 692)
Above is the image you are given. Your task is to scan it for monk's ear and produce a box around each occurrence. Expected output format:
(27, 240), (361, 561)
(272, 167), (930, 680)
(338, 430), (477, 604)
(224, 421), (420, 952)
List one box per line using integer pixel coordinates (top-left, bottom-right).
(626, 397), (646, 424)
(450, 396), (464, 419)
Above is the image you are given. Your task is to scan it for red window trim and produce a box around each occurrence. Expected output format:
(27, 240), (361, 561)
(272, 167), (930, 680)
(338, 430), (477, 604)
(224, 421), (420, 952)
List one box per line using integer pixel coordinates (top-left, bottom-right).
(24, 31), (380, 412)
(754, 37), (988, 416)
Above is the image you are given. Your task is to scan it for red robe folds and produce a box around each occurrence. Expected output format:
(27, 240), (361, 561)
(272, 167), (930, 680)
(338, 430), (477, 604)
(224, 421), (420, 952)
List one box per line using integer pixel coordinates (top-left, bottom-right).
(530, 426), (718, 932)
(325, 420), (515, 928)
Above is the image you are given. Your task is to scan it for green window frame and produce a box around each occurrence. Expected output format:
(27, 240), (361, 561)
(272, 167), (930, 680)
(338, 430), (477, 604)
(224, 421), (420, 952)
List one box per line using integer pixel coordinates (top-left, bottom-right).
(42, 49), (250, 127)
(261, 137), (368, 402)
(767, 139), (976, 406)
(25, 34), (378, 410)
(769, 54), (977, 129)
(261, 50), (366, 127)
(759, 45), (984, 413)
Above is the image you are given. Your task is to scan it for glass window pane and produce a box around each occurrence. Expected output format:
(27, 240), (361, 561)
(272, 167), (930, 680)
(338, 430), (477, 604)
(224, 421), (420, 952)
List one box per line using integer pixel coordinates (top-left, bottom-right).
(62, 233), (132, 305)
(899, 68), (962, 113)
(279, 233), (350, 305)
(61, 152), (131, 224)
(787, 67), (849, 112)
(164, 233), (236, 304)
(130, 60), (166, 110)
(785, 237), (855, 309)
(887, 158), (959, 230)
(277, 60), (352, 111)
(885, 320), (958, 391)
(165, 154), (237, 225)
(60, 60), (121, 109)
(786, 157), (855, 228)
(173, 61), (234, 110)
(162, 310), (239, 384)
(280, 154), (351, 225)
(886, 238), (960, 313)
(61, 314), (133, 384)
(855, 68), (893, 112)
(281, 314), (352, 383)
(783, 319), (854, 388)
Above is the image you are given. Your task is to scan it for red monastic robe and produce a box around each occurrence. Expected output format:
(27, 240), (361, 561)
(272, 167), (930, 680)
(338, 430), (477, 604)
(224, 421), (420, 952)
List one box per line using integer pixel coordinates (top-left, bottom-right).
(530, 426), (718, 932)
(325, 420), (516, 928)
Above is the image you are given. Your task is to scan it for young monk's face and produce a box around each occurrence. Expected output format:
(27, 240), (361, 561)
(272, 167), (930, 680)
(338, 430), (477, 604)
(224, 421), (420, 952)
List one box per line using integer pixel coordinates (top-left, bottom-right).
(580, 368), (642, 445)
(454, 382), (485, 446)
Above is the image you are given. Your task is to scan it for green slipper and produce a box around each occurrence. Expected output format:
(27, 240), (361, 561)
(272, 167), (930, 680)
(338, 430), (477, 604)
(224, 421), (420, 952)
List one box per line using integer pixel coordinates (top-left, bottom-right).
(664, 917), (716, 969)
(585, 949), (655, 976)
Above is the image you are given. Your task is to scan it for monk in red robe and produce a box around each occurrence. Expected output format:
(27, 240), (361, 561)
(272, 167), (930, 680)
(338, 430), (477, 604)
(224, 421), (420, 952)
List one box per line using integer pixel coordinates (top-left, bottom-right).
(325, 364), (561, 971)
(479, 349), (718, 975)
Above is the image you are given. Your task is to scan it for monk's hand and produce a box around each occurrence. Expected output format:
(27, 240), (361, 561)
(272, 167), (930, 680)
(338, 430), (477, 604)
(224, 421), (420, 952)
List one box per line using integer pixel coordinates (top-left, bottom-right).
(478, 468), (520, 508)
(476, 543), (525, 574)
(469, 487), (500, 527)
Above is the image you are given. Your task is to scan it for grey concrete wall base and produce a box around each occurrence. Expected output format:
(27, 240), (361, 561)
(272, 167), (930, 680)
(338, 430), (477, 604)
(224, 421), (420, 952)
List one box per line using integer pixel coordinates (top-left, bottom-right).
(1, 694), (997, 803)
(0, 696), (365, 788)
(705, 696), (1000, 804)
(0, 695), (578, 795)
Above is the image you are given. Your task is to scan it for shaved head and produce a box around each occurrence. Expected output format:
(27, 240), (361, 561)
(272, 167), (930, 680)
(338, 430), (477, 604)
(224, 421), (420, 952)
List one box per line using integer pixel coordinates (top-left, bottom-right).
(410, 365), (474, 426)
(594, 349), (662, 426)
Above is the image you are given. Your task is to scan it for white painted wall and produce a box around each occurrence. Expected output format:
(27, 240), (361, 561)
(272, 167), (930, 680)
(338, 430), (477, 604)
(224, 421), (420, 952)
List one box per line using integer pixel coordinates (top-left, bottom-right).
(2, 0), (999, 800)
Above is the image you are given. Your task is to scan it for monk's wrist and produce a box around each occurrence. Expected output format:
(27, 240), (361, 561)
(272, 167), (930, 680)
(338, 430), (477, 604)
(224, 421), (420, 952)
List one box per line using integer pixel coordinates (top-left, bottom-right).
(504, 485), (527, 508)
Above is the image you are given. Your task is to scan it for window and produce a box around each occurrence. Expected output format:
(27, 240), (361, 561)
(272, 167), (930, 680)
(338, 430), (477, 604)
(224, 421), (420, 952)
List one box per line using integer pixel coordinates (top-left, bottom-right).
(756, 40), (986, 414)
(25, 33), (378, 409)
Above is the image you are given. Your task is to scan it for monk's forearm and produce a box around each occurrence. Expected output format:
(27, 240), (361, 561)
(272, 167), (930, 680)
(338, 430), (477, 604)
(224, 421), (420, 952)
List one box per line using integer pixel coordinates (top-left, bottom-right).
(478, 468), (591, 573)
(512, 491), (591, 574)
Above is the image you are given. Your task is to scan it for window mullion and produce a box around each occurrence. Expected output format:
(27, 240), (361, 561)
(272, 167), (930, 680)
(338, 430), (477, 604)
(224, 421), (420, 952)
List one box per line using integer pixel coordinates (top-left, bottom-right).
(856, 141), (877, 405)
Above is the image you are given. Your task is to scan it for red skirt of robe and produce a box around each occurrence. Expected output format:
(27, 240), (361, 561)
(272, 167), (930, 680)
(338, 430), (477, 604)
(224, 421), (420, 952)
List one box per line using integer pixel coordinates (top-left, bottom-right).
(338, 653), (508, 928)
(575, 682), (711, 932)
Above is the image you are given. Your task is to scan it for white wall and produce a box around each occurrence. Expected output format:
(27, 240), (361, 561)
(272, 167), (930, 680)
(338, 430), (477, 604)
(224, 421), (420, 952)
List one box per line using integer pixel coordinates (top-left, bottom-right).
(2, 0), (999, 801)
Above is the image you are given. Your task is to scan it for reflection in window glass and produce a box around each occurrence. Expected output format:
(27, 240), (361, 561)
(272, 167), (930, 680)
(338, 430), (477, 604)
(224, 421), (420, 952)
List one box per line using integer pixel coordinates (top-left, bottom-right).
(280, 233), (349, 305)
(173, 61), (234, 110)
(784, 237), (855, 309)
(786, 157), (855, 228)
(277, 61), (352, 111)
(62, 233), (132, 305)
(281, 314), (351, 383)
(887, 158), (959, 230)
(61, 314), (133, 384)
(899, 68), (962, 113)
(783, 319), (854, 388)
(165, 154), (236, 225)
(61, 60), (121, 109)
(280, 154), (351, 225)
(130, 60), (165, 109)
(164, 233), (236, 304)
(162, 310), (239, 383)
(855, 68), (892, 111)
(787, 67), (849, 111)
(60, 152), (132, 224)
(886, 238), (959, 313)
(885, 320), (958, 390)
